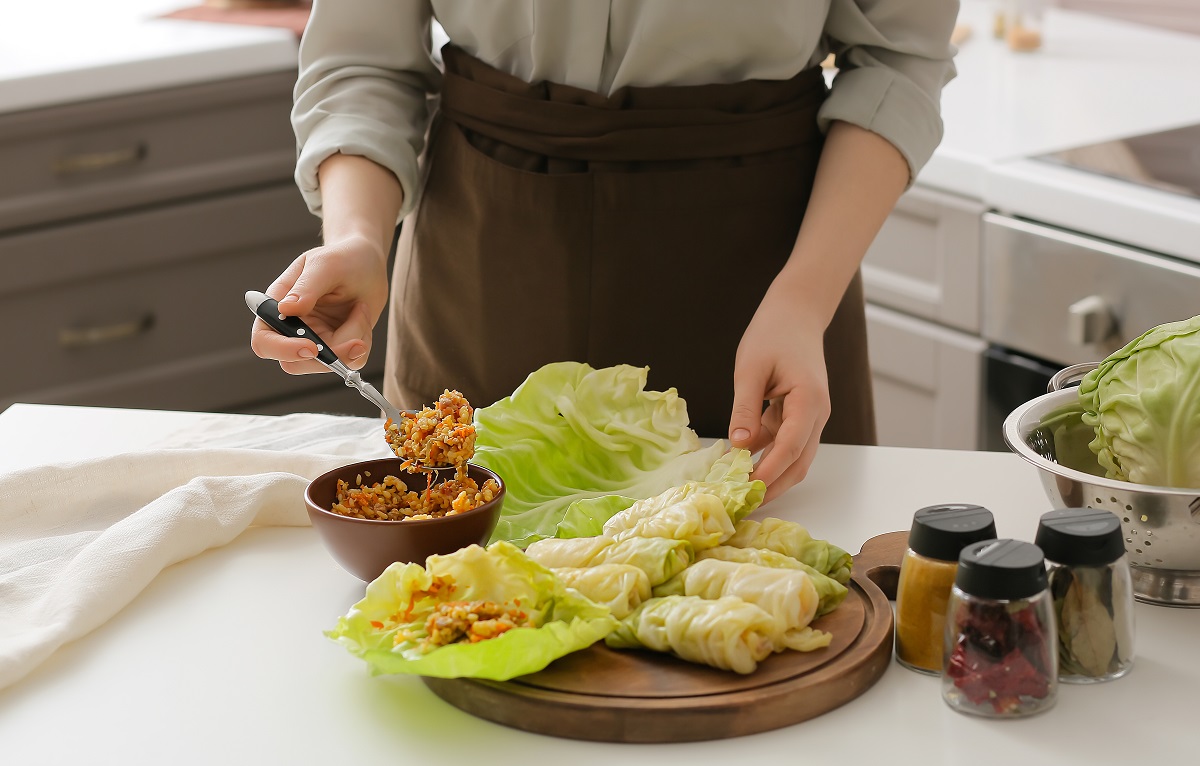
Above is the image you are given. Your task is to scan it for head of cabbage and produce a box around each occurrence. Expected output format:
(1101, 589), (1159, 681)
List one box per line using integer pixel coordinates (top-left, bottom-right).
(1078, 314), (1200, 488)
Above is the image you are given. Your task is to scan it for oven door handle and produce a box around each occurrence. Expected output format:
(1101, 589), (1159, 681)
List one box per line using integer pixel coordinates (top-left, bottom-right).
(1067, 295), (1116, 346)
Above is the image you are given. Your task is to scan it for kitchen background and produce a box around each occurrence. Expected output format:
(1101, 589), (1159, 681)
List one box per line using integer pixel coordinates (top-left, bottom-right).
(3, 0), (1199, 450)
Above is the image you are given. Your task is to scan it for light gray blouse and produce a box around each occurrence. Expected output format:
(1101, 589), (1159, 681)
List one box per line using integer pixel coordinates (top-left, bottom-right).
(292, 0), (959, 221)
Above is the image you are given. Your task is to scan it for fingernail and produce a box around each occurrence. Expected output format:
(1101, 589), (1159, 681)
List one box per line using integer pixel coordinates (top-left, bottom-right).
(349, 345), (366, 360)
(297, 347), (315, 359)
(280, 294), (299, 305)
(732, 428), (750, 442)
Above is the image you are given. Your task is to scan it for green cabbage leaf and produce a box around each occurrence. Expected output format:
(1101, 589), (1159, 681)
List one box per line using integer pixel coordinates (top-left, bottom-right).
(472, 363), (727, 545)
(326, 542), (617, 680)
(1080, 315), (1200, 487)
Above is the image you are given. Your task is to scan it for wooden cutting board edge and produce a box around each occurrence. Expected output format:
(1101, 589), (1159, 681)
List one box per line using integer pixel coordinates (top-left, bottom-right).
(423, 531), (907, 743)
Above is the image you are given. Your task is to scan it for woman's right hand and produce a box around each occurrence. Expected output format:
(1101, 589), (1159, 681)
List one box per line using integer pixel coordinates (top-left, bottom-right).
(249, 234), (391, 375)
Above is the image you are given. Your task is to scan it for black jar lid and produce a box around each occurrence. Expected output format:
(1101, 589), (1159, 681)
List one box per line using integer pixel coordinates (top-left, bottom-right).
(955, 539), (1048, 600)
(1035, 508), (1125, 566)
(907, 504), (998, 561)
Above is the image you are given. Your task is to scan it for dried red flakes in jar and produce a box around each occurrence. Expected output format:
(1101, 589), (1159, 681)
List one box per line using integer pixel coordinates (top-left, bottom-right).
(942, 539), (1058, 718)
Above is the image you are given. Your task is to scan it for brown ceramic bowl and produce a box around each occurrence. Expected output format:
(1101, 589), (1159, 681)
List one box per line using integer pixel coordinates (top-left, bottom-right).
(304, 458), (505, 582)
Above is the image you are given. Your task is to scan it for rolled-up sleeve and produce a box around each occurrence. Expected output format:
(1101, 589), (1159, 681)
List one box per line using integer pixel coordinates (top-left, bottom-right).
(819, 0), (959, 182)
(292, 0), (441, 222)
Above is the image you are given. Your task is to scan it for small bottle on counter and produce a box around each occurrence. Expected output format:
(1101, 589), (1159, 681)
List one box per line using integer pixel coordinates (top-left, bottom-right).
(1005, 0), (1046, 52)
(895, 504), (997, 674)
(1035, 508), (1135, 683)
(943, 539), (1058, 718)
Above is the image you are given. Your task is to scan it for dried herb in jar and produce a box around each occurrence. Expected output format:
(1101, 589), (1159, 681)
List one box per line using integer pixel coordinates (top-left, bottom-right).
(1050, 565), (1133, 678)
(1036, 508), (1136, 683)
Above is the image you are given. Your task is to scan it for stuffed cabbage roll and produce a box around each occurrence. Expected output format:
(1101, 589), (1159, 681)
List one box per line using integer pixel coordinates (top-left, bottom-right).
(523, 535), (616, 569)
(605, 595), (778, 674)
(593, 536), (694, 586)
(599, 450), (764, 535)
(552, 564), (651, 619)
(652, 559), (830, 651)
(697, 546), (849, 616)
(726, 517), (853, 584)
(605, 493), (734, 551)
(525, 535), (691, 586)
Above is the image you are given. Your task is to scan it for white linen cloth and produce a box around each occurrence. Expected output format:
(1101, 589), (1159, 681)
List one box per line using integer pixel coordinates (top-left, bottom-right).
(0, 413), (391, 690)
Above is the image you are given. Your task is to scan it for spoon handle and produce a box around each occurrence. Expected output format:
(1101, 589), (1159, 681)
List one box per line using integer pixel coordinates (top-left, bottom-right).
(245, 290), (340, 367)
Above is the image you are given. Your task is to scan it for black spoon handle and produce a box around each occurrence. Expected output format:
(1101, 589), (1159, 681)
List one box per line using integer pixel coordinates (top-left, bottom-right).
(245, 290), (339, 367)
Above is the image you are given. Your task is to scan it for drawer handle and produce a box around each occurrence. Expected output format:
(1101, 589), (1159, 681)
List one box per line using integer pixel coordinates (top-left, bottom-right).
(59, 314), (155, 349)
(53, 144), (147, 177)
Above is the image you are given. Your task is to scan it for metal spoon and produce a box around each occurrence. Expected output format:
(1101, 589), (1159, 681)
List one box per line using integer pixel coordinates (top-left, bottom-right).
(244, 290), (462, 477)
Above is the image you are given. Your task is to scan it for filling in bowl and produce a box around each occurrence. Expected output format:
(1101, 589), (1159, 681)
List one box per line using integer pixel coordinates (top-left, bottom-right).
(331, 471), (500, 521)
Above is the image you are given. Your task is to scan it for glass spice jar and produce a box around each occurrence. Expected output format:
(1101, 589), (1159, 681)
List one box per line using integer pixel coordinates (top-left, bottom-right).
(1035, 508), (1135, 683)
(895, 504), (998, 674)
(1005, 0), (1046, 52)
(942, 539), (1058, 718)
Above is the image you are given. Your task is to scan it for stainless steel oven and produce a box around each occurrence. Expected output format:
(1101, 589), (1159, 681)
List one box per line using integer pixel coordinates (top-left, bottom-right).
(980, 214), (1200, 450)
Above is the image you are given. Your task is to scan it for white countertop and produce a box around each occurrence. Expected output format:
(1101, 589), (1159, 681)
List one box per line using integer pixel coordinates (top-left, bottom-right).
(1, 402), (1197, 764)
(937, 3), (1200, 262)
(928, 2), (1200, 197)
(0, 0), (298, 113)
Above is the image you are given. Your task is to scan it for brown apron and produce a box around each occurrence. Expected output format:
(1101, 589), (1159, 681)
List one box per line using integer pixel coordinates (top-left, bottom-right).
(384, 46), (875, 444)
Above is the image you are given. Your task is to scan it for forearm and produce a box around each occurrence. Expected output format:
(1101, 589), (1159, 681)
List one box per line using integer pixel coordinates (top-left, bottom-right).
(775, 121), (909, 326)
(316, 153), (405, 259)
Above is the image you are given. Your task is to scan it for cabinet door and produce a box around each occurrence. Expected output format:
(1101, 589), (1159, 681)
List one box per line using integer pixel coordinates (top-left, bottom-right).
(0, 72), (297, 232)
(0, 183), (385, 414)
(866, 303), (986, 450)
(862, 185), (984, 334)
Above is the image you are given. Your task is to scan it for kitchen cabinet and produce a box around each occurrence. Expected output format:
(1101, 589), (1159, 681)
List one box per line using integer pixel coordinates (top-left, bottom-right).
(862, 185), (987, 449)
(0, 71), (386, 417)
(862, 185), (985, 335)
(866, 302), (986, 450)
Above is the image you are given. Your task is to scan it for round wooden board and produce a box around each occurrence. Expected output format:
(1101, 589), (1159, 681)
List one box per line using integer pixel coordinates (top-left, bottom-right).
(510, 592), (864, 699)
(423, 531), (906, 743)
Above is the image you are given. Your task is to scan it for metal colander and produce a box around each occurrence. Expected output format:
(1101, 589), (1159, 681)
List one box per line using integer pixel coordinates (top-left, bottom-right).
(1003, 363), (1200, 607)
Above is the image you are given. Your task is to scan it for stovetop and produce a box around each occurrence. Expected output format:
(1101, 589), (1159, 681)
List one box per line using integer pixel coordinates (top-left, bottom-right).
(1035, 123), (1200, 200)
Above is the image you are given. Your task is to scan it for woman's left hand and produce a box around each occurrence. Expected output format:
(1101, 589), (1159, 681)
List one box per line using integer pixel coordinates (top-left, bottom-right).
(728, 272), (832, 503)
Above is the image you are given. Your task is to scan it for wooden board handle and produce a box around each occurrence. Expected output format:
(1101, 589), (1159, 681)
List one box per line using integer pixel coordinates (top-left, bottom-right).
(854, 530), (908, 600)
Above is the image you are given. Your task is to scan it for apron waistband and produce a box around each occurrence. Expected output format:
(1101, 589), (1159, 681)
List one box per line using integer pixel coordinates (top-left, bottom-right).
(438, 45), (828, 163)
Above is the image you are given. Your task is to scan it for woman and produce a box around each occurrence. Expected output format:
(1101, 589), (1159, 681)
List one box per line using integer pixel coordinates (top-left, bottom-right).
(251, 0), (958, 502)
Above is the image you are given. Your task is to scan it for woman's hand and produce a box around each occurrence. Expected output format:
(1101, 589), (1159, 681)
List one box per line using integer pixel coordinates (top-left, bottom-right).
(730, 122), (910, 502)
(250, 236), (391, 374)
(250, 153), (404, 374)
(728, 273), (832, 503)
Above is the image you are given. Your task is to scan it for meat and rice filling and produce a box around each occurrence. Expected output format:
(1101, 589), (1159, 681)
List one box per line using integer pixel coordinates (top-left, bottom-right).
(331, 471), (500, 521)
(415, 600), (535, 651)
(332, 390), (497, 521)
(384, 389), (476, 476)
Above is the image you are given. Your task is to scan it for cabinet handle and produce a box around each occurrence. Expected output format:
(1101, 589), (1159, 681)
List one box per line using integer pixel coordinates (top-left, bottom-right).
(59, 314), (156, 349)
(52, 143), (147, 177)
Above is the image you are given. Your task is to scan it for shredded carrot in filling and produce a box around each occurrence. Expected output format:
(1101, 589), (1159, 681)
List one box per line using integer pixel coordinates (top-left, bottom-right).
(330, 473), (499, 521)
(396, 576), (457, 623)
(335, 390), (497, 521)
(384, 390), (476, 479)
